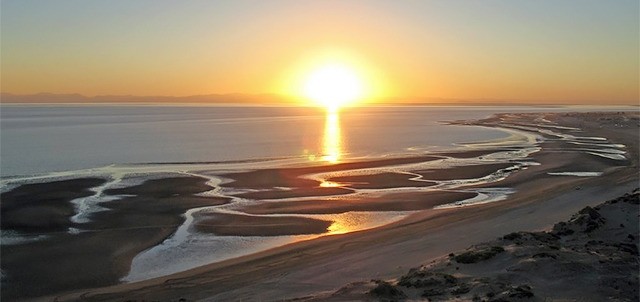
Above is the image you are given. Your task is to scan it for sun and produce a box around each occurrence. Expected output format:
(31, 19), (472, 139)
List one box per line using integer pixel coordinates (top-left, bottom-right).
(303, 64), (364, 110)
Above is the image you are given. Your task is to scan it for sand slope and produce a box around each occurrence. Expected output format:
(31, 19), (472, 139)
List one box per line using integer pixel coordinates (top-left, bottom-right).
(306, 190), (639, 301)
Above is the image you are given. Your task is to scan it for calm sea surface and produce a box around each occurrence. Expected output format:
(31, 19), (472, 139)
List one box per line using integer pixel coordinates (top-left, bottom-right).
(0, 104), (629, 177)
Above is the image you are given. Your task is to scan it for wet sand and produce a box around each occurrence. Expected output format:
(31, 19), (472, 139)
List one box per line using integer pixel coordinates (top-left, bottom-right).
(195, 213), (333, 236)
(233, 186), (354, 200)
(429, 149), (514, 159)
(241, 191), (477, 215)
(1, 178), (106, 234)
(327, 172), (436, 189)
(0, 155), (485, 300)
(1, 177), (230, 301)
(2, 111), (638, 301)
(220, 155), (443, 189)
(219, 156), (450, 200)
(415, 162), (515, 181)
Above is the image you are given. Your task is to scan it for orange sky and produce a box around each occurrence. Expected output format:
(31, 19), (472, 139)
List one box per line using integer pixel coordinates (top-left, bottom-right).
(1, 1), (638, 104)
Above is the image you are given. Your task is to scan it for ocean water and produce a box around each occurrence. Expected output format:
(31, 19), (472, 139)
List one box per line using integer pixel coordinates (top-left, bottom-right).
(0, 105), (519, 177)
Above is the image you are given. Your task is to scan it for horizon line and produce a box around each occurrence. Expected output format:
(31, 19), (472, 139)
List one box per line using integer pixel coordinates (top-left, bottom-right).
(1, 92), (638, 106)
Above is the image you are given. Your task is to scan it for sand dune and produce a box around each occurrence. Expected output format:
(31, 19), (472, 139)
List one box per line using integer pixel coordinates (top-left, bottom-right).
(312, 190), (639, 301)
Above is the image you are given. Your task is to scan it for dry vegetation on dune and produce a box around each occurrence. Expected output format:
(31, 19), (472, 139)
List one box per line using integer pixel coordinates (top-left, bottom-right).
(308, 190), (639, 302)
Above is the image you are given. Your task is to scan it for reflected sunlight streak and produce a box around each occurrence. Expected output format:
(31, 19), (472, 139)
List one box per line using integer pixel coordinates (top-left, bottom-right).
(326, 212), (366, 235)
(327, 221), (349, 235)
(322, 110), (343, 163)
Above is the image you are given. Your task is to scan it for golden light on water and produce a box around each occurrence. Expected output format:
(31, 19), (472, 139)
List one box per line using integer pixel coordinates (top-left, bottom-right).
(327, 220), (349, 235)
(321, 111), (342, 163)
(319, 180), (343, 187)
(326, 212), (370, 235)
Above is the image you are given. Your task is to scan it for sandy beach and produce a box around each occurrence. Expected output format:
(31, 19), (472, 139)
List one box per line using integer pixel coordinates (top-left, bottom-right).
(1, 111), (638, 301)
(318, 190), (639, 301)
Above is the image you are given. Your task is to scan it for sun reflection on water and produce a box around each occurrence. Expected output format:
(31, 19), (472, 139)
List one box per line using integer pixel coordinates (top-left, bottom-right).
(327, 221), (349, 234)
(322, 109), (343, 163)
(319, 180), (343, 187)
(326, 212), (373, 235)
(327, 213), (358, 235)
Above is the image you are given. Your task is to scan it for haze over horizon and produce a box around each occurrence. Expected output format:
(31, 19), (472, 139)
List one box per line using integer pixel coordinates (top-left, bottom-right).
(1, 0), (639, 105)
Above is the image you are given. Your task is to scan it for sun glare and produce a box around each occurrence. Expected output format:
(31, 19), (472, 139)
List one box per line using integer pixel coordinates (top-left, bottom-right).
(303, 64), (363, 110)
(322, 111), (342, 163)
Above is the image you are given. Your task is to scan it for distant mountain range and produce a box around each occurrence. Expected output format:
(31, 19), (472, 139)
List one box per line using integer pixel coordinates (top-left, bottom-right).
(0, 92), (297, 105)
(1, 92), (636, 106)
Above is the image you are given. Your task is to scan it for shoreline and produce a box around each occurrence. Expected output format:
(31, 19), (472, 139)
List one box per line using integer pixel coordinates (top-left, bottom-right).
(1, 111), (637, 301)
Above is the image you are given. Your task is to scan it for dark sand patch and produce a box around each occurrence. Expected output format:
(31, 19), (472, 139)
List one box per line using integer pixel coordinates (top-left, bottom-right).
(542, 151), (628, 174)
(0, 178), (106, 234)
(1, 176), (230, 301)
(221, 156), (451, 200)
(234, 187), (353, 200)
(431, 149), (513, 159)
(220, 156), (441, 189)
(103, 177), (216, 197)
(241, 191), (477, 215)
(195, 213), (332, 236)
(416, 163), (515, 181)
(328, 172), (436, 189)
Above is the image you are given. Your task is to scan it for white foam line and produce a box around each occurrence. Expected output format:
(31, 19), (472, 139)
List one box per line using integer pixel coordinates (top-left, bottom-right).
(425, 163), (534, 191)
(504, 124), (608, 142)
(434, 188), (515, 209)
(586, 152), (627, 160)
(573, 136), (608, 141)
(0, 230), (49, 246)
(535, 117), (554, 124)
(456, 126), (542, 149)
(571, 148), (626, 155)
(179, 172), (224, 197)
(568, 141), (626, 149)
(70, 174), (126, 225)
(547, 172), (603, 177)
(515, 122), (581, 131)
(477, 147), (541, 161)
(0, 183), (20, 194)
(69, 195), (121, 226)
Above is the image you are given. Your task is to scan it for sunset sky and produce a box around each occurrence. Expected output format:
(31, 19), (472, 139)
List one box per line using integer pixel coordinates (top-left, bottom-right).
(1, 0), (638, 104)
